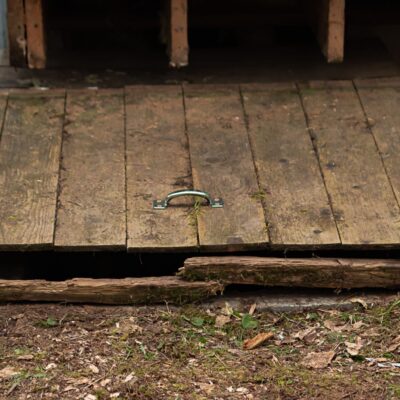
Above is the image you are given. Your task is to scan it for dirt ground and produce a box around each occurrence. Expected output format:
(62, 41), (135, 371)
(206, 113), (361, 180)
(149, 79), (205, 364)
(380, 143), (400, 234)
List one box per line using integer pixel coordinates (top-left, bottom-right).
(0, 296), (400, 400)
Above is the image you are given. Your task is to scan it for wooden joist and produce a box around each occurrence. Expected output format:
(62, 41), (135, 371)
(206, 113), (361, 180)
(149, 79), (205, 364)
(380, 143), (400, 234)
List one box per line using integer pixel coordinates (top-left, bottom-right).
(7, 0), (26, 67)
(7, 0), (46, 69)
(0, 277), (224, 305)
(179, 257), (400, 289)
(168, 0), (189, 67)
(25, 0), (46, 69)
(304, 0), (345, 63)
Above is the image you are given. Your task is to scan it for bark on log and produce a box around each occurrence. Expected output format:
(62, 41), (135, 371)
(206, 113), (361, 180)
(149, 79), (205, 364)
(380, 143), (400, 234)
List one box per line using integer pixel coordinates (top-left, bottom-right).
(179, 257), (400, 289)
(0, 277), (223, 304)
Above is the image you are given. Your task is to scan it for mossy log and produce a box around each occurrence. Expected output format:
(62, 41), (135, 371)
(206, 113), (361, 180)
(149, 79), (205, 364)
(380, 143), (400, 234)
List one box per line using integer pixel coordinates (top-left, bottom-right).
(179, 257), (400, 289)
(0, 277), (224, 305)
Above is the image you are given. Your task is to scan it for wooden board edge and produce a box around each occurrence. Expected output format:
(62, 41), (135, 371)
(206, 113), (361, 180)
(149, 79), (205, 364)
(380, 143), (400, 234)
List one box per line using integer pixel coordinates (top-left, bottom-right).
(354, 77), (400, 89)
(0, 277), (224, 305)
(8, 88), (66, 98)
(240, 82), (297, 92)
(179, 257), (400, 289)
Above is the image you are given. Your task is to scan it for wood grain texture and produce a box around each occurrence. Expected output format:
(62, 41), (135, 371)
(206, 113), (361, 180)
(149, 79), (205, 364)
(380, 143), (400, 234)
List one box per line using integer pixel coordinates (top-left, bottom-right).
(241, 84), (339, 247)
(0, 277), (224, 304)
(183, 85), (268, 250)
(126, 85), (198, 251)
(180, 256), (400, 289)
(169, 0), (188, 67)
(7, 0), (26, 67)
(304, 0), (345, 63)
(299, 81), (400, 246)
(355, 78), (400, 207)
(55, 90), (126, 250)
(25, 0), (46, 69)
(0, 91), (65, 249)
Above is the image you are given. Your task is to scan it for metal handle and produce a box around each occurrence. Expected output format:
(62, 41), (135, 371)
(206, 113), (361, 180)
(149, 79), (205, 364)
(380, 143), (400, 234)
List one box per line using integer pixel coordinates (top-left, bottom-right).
(153, 189), (224, 210)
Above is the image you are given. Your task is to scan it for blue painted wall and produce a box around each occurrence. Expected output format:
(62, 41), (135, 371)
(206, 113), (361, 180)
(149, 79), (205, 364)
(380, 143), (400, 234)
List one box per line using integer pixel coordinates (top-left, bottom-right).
(0, 0), (7, 49)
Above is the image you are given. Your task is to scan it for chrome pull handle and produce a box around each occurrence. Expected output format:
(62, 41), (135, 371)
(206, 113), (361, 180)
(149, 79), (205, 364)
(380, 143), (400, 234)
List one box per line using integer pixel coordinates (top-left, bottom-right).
(153, 189), (224, 210)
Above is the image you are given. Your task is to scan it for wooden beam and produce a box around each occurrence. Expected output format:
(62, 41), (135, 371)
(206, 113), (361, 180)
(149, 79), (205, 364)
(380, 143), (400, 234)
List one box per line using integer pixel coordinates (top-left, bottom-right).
(168, 0), (188, 68)
(305, 0), (345, 63)
(0, 277), (224, 305)
(7, 0), (26, 67)
(179, 257), (400, 289)
(25, 0), (46, 69)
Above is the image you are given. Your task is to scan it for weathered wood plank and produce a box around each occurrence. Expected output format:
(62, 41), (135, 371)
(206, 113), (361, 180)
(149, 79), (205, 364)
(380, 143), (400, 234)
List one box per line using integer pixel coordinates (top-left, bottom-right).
(125, 85), (198, 251)
(25, 0), (46, 69)
(241, 84), (339, 247)
(0, 91), (65, 249)
(179, 256), (400, 289)
(0, 277), (224, 304)
(299, 81), (400, 246)
(304, 0), (345, 63)
(55, 90), (126, 250)
(355, 78), (400, 207)
(168, 0), (188, 67)
(183, 85), (268, 250)
(7, 0), (26, 67)
(0, 93), (7, 136)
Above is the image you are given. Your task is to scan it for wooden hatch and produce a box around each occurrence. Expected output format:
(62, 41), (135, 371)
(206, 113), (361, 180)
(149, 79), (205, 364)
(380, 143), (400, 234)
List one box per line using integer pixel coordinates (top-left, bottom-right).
(1, 79), (400, 252)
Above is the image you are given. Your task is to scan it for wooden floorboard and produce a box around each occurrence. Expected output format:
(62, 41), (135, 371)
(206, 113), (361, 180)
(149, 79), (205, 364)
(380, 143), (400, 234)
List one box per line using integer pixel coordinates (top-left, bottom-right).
(241, 83), (340, 247)
(299, 81), (400, 246)
(0, 91), (65, 249)
(183, 85), (268, 250)
(55, 89), (126, 250)
(355, 78), (400, 208)
(125, 85), (198, 251)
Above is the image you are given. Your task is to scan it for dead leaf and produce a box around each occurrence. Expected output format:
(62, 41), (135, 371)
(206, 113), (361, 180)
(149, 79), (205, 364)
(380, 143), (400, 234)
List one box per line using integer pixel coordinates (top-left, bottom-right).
(351, 321), (365, 330)
(215, 315), (231, 328)
(88, 364), (99, 374)
(45, 363), (57, 370)
(388, 335), (400, 353)
(243, 332), (274, 350)
(301, 351), (335, 369)
(294, 327), (318, 343)
(100, 378), (111, 387)
(198, 382), (214, 395)
(124, 373), (137, 383)
(350, 298), (368, 309)
(116, 317), (143, 335)
(323, 320), (349, 332)
(67, 377), (90, 385)
(345, 337), (364, 356)
(62, 386), (76, 393)
(0, 367), (19, 380)
(249, 303), (257, 316)
(17, 355), (34, 361)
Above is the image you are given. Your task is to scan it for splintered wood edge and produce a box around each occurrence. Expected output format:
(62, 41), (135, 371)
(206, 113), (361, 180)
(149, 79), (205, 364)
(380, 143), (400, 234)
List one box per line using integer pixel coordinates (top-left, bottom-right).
(179, 257), (400, 289)
(0, 277), (224, 305)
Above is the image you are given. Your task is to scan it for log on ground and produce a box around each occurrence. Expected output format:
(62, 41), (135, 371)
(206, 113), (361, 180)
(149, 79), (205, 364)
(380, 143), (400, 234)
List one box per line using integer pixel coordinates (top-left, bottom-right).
(0, 277), (224, 305)
(179, 257), (400, 289)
